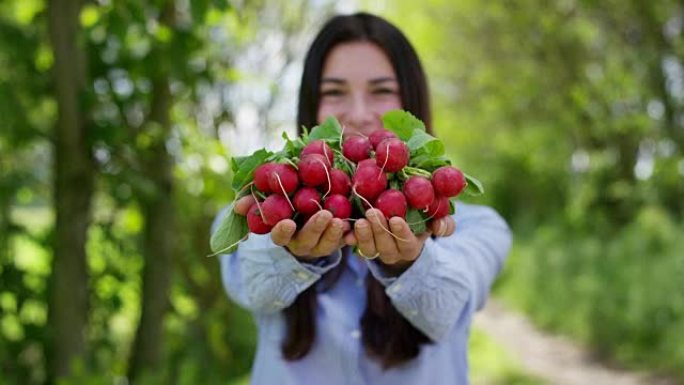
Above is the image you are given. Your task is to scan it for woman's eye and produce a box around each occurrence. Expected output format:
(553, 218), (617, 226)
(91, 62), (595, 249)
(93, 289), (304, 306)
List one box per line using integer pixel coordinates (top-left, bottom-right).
(321, 89), (344, 97)
(373, 88), (396, 95)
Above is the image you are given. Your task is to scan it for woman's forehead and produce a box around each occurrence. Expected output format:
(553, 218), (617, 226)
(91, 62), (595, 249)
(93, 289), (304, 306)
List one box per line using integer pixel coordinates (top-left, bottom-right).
(321, 42), (396, 80)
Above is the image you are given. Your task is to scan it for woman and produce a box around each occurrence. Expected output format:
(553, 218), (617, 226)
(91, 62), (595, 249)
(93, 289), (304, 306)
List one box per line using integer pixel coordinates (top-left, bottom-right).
(217, 12), (512, 385)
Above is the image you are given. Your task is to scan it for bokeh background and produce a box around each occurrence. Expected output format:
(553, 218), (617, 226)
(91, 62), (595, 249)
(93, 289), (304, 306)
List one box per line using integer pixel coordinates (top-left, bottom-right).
(2, 0), (683, 384)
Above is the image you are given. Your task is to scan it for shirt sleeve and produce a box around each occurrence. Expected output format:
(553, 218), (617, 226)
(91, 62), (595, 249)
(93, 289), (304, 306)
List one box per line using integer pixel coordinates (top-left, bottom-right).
(212, 205), (342, 314)
(365, 203), (512, 341)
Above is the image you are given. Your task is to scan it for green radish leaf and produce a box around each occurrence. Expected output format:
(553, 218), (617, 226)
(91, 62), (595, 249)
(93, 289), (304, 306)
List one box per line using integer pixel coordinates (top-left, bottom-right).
(407, 129), (445, 156)
(449, 199), (456, 215)
(231, 148), (272, 191)
(210, 208), (249, 254)
(309, 116), (342, 141)
(409, 154), (451, 171)
(282, 132), (304, 158)
(406, 209), (427, 234)
(463, 173), (485, 196)
(382, 109), (425, 140)
(231, 155), (250, 173)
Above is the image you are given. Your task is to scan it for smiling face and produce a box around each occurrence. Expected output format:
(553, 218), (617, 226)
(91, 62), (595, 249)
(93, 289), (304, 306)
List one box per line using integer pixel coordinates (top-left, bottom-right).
(316, 42), (402, 137)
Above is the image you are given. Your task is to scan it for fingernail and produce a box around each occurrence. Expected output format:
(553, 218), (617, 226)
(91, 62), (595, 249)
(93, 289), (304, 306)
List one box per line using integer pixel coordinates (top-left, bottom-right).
(317, 211), (330, 224)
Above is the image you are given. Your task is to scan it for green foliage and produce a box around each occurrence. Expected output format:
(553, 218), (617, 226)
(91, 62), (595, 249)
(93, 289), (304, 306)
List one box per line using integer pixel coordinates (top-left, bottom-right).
(210, 207), (248, 255)
(497, 207), (684, 378)
(4, 0), (684, 383)
(468, 328), (548, 385)
(382, 109), (425, 140)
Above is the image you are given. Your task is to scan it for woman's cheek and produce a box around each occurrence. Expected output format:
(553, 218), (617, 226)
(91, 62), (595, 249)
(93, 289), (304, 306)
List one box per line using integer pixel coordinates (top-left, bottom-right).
(372, 97), (402, 115)
(317, 102), (341, 124)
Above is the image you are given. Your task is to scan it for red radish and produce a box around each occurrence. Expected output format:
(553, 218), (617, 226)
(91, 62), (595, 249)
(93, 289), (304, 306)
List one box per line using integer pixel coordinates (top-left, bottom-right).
(293, 187), (321, 216)
(261, 194), (294, 225)
(356, 158), (377, 169)
(298, 154), (330, 187)
(323, 194), (352, 219)
(426, 196), (450, 220)
(301, 140), (334, 166)
(247, 202), (273, 234)
(352, 164), (387, 201)
(322, 168), (351, 196)
(432, 166), (467, 197)
(254, 162), (276, 194)
(267, 164), (299, 195)
(369, 129), (398, 148)
(376, 138), (409, 172)
(342, 136), (372, 162)
(375, 189), (408, 219)
(403, 176), (435, 210)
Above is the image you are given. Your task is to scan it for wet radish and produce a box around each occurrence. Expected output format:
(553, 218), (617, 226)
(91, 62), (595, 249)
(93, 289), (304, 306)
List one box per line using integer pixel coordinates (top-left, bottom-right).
(375, 189), (408, 219)
(293, 187), (321, 216)
(247, 202), (273, 234)
(369, 129), (398, 148)
(261, 194), (294, 225)
(267, 163), (299, 196)
(342, 136), (372, 162)
(375, 138), (409, 172)
(254, 162), (276, 194)
(323, 194), (352, 219)
(301, 140), (334, 166)
(403, 176), (435, 210)
(432, 166), (467, 197)
(352, 164), (387, 201)
(298, 154), (330, 187)
(426, 196), (450, 220)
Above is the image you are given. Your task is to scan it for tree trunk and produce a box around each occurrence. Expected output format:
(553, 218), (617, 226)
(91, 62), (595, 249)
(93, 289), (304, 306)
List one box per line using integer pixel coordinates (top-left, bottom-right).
(46, 0), (94, 382)
(127, 75), (176, 382)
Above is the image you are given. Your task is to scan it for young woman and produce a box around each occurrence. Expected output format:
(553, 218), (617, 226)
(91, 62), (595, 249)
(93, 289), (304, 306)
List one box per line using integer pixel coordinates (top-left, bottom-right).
(216, 12), (512, 385)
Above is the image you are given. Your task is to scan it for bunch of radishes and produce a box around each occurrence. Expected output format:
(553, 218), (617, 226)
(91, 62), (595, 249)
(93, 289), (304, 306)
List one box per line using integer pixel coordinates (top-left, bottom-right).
(242, 131), (467, 235)
(210, 110), (482, 256)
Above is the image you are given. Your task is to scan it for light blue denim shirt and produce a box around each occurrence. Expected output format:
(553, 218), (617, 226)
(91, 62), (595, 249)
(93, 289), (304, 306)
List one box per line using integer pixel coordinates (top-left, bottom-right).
(215, 202), (512, 385)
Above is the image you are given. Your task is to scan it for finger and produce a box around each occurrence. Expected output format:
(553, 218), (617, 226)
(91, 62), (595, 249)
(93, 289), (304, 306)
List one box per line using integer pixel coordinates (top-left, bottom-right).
(354, 219), (376, 257)
(366, 209), (399, 258)
(388, 217), (418, 254)
(291, 210), (333, 252)
(234, 195), (257, 216)
(443, 217), (456, 236)
(429, 217), (455, 237)
(270, 219), (297, 246)
(310, 218), (345, 256)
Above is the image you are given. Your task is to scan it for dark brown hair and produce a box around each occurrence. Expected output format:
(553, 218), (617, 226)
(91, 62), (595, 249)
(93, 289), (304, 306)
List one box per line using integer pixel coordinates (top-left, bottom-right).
(284, 12), (433, 369)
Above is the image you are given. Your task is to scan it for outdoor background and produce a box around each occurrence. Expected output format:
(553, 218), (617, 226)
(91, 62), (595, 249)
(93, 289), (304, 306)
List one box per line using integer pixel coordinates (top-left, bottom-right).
(2, 0), (683, 384)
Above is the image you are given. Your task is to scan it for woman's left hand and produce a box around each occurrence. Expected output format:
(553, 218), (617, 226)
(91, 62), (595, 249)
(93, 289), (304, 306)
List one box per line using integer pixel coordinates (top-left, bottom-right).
(344, 209), (455, 271)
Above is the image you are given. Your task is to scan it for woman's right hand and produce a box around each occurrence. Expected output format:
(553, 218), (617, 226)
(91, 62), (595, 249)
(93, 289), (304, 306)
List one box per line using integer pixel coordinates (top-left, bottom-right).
(234, 195), (349, 260)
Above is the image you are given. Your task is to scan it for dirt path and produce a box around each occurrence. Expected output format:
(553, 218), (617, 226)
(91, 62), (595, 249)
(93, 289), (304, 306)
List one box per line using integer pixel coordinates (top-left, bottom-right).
(473, 299), (680, 385)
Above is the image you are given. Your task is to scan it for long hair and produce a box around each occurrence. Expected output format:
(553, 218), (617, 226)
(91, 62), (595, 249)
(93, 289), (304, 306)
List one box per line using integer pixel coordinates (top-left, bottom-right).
(283, 13), (433, 369)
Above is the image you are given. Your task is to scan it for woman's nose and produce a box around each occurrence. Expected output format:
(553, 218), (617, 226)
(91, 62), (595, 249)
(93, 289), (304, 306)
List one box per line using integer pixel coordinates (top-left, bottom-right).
(344, 95), (375, 132)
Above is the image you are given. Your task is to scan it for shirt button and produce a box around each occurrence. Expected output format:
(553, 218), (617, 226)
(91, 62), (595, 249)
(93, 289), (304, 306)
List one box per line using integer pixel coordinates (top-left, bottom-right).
(296, 271), (310, 281)
(350, 330), (361, 339)
(408, 310), (418, 317)
(274, 300), (285, 307)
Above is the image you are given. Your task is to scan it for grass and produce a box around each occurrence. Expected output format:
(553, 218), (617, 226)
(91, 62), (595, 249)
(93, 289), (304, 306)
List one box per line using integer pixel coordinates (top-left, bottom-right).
(469, 327), (547, 385)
